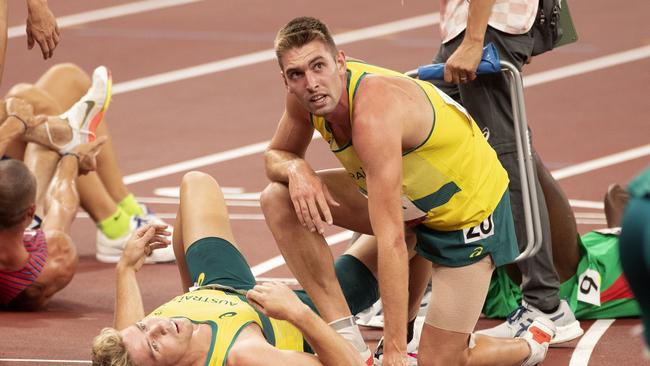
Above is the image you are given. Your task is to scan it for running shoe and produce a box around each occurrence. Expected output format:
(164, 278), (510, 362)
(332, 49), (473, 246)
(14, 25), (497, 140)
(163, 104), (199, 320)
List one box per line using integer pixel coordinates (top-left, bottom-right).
(519, 317), (556, 366)
(96, 214), (175, 264)
(475, 300), (583, 344)
(58, 66), (112, 154)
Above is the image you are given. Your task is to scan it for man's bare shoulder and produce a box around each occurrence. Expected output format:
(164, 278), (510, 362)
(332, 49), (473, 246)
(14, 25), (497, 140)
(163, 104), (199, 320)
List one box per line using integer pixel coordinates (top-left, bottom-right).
(227, 324), (275, 365)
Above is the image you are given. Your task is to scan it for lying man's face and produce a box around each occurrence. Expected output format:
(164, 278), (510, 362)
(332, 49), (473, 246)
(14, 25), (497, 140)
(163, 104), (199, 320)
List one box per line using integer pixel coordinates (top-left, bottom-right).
(121, 317), (196, 366)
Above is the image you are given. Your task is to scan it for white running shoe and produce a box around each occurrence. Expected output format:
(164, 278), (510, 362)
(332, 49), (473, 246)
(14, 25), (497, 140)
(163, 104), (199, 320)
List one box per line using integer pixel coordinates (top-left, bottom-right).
(475, 300), (583, 344)
(58, 66), (112, 154)
(519, 317), (556, 366)
(96, 215), (175, 264)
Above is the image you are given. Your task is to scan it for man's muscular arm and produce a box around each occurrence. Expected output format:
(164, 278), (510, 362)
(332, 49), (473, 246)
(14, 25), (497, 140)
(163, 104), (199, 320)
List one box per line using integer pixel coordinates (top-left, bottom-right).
(265, 95), (338, 234)
(352, 77), (409, 366)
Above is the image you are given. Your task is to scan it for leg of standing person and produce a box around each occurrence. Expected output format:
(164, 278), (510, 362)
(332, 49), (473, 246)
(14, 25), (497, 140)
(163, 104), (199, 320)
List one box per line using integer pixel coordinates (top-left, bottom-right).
(432, 28), (582, 343)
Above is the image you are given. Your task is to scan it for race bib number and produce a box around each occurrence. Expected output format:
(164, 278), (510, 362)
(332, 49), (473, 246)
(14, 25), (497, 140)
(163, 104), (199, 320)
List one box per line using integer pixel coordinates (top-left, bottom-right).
(577, 268), (602, 306)
(463, 215), (495, 244)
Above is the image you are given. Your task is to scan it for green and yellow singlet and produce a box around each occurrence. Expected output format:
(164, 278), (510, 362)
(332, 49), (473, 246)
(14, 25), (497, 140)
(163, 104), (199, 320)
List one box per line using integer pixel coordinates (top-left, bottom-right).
(311, 60), (509, 230)
(147, 288), (304, 366)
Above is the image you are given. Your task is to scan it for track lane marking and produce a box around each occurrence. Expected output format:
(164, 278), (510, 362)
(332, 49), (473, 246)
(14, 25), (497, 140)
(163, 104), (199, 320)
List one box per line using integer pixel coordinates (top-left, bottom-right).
(8, 0), (204, 38)
(112, 13), (440, 94)
(568, 319), (616, 366)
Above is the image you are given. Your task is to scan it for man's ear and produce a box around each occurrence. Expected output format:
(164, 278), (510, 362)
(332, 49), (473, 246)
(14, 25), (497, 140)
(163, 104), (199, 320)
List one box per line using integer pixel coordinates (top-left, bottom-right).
(280, 71), (290, 92)
(24, 204), (36, 225)
(336, 50), (346, 75)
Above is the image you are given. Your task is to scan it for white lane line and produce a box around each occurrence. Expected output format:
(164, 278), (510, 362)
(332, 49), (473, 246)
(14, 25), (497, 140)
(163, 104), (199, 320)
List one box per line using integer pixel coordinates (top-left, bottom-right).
(568, 319), (616, 366)
(524, 45), (650, 87)
(570, 199), (604, 210)
(552, 144), (650, 180)
(0, 359), (90, 364)
(112, 13), (440, 94)
(124, 141), (270, 184)
(8, 0), (203, 39)
(251, 231), (353, 276)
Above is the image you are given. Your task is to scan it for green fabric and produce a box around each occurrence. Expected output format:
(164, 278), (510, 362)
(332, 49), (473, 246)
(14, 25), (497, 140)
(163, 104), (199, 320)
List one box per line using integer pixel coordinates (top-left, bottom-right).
(414, 191), (519, 267)
(118, 193), (145, 217)
(627, 166), (650, 198)
(619, 194), (650, 348)
(484, 231), (641, 319)
(186, 237), (257, 290)
(97, 207), (130, 239)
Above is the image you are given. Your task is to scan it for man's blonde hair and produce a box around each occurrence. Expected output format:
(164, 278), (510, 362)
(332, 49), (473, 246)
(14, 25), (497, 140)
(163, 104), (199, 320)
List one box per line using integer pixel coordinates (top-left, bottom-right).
(274, 16), (337, 68)
(91, 327), (134, 366)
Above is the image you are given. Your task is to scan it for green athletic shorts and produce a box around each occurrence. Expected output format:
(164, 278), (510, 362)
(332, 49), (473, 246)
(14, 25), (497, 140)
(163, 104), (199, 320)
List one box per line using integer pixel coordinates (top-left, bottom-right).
(185, 237), (378, 316)
(414, 191), (519, 267)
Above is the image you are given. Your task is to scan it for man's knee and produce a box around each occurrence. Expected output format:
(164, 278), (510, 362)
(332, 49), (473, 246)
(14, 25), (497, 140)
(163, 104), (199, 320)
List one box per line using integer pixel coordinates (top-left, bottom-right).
(5, 83), (36, 99)
(181, 171), (218, 192)
(259, 182), (290, 210)
(44, 63), (91, 91)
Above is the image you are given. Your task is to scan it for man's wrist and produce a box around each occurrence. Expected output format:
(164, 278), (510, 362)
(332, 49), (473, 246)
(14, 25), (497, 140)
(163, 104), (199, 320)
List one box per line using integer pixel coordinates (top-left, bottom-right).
(6, 115), (29, 133)
(116, 261), (136, 274)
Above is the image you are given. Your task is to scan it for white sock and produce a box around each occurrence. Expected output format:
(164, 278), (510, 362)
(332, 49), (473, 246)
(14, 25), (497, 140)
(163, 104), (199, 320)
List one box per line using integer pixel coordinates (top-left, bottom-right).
(328, 316), (368, 352)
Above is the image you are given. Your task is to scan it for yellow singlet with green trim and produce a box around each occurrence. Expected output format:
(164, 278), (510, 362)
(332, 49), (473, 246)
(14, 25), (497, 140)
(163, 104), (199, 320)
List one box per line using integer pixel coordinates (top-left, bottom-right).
(147, 289), (304, 366)
(311, 60), (509, 230)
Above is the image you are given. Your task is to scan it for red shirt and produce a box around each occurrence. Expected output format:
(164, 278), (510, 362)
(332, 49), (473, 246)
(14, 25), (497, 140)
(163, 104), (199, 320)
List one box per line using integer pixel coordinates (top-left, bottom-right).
(0, 230), (48, 305)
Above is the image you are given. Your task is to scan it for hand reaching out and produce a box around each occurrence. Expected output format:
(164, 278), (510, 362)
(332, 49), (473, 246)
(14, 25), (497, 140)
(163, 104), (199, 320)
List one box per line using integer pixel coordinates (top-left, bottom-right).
(70, 136), (108, 174)
(26, 0), (60, 59)
(118, 224), (171, 272)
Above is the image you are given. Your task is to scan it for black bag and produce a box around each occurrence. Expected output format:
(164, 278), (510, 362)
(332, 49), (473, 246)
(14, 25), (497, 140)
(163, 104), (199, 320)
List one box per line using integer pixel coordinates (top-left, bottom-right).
(530, 0), (562, 56)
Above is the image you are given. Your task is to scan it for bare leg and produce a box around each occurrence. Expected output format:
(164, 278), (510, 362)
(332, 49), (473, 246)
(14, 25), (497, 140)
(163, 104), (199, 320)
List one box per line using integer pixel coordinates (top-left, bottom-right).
(344, 232), (430, 322)
(6, 65), (125, 223)
(418, 326), (529, 366)
(418, 258), (532, 366)
(93, 121), (130, 202)
(22, 142), (59, 216)
(260, 168), (372, 322)
(535, 153), (580, 282)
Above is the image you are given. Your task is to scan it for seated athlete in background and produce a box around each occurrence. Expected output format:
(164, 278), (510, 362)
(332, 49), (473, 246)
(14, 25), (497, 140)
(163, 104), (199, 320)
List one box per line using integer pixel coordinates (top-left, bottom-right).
(1, 63), (174, 263)
(480, 183), (640, 328)
(0, 93), (107, 309)
(92, 171), (383, 366)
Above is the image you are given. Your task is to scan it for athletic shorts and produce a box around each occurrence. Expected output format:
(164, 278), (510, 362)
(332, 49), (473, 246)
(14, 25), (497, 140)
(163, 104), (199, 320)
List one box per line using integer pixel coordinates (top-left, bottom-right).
(185, 237), (378, 316)
(414, 191), (519, 267)
(483, 231), (641, 319)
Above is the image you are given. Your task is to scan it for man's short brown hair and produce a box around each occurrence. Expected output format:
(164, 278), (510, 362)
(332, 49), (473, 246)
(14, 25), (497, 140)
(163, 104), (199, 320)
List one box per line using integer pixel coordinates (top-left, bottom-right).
(91, 328), (134, 366)
(0, 159), (36, 229)
(274, 16), (337, 68)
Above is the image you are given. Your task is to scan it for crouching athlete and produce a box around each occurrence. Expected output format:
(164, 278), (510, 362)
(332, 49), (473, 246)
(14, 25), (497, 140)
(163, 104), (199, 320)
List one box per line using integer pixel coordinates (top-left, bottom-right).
(91, 171), (380, 366)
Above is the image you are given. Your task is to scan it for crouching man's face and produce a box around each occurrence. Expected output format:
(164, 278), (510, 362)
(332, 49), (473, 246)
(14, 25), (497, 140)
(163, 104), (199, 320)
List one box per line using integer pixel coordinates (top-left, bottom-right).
(121, 317), (196, 366)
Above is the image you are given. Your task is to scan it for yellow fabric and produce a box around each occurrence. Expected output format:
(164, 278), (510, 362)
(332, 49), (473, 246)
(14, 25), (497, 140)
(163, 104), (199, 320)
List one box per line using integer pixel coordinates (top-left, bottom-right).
(147, 289), (304, 366)
(311, 59), (508, 230)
